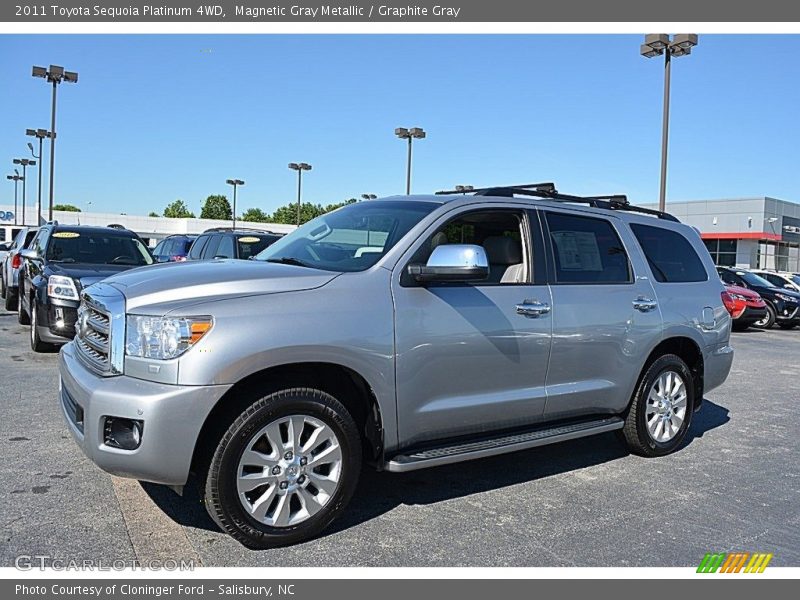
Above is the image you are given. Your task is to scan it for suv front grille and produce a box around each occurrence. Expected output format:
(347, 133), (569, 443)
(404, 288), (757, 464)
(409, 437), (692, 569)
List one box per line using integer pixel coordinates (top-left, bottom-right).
(75, 301), (112, 374)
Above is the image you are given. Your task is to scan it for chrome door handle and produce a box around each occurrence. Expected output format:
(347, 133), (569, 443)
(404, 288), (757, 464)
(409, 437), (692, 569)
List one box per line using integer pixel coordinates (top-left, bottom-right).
(515, 300), (551, 318)
(633, 296), (658, 312)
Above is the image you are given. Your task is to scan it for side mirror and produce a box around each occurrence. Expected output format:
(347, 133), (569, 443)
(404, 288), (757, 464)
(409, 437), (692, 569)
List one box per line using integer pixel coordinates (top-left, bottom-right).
(19, 248), (39, 261)
(407, 244), (489, 284)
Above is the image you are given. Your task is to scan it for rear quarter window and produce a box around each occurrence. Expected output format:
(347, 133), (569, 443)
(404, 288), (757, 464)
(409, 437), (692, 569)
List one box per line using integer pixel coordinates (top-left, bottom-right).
(630, 223), (708, 283)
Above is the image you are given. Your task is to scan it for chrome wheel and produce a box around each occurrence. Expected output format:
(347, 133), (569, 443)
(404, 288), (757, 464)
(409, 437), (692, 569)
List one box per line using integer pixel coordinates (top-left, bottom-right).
(236, 414), (343, 528)
(30, 301), (36, 344)
(645, 370), (688, 443)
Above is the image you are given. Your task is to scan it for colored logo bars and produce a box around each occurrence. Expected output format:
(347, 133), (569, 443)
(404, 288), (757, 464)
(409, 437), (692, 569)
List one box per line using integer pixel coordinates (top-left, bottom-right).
(697, 552), (773, 573)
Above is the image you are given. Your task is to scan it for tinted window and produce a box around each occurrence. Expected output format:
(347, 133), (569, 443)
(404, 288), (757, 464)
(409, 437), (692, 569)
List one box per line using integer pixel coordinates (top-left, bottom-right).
(718, 269), (741, 286)
(215, 235), (235, 258)
(188, 235), (209, 259)
(45, 231), (153, 266)
(761, 273), (786, 287)
(631, 223), (708, 283)
(177, 238), (195, 254)
(153, 240), (167, 256)
(546, 212), (631, 284)
(202, 234), (222, 259)
(237, 234), (281, 259)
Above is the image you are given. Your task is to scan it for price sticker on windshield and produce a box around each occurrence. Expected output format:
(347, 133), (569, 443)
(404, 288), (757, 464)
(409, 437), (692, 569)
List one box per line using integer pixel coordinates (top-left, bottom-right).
(52, 231), (81, 239)
(238, 236), (261, 243)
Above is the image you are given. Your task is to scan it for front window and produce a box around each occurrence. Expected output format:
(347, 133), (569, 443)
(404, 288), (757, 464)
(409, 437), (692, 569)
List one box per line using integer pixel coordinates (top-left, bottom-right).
(736, 270), (774, 288)
(255, 200), (438, 272)
(46, 231), (154, 266)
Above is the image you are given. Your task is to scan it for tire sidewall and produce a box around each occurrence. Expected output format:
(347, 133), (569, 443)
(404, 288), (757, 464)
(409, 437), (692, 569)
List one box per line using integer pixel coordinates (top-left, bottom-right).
(754, 303), (776, 329)
(209, 390), (361, 548)
(634, 355), (695, 456)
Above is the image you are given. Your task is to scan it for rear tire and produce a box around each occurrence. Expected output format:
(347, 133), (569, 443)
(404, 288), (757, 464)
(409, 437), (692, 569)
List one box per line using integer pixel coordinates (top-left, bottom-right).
(5, 288), (17, 311)
(0, 274), (5, 299)
(753, 303), (776, 329)
(622, 354), (695, 457)
(17, 290), (30, 325)
(203, 387), (362, 549)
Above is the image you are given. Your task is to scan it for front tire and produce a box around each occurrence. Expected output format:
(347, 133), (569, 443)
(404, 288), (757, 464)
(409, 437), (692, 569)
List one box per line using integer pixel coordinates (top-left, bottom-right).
(5, 287), (17, 311)
(203, 387), (362, 549)
(30, 299), (56, 352)
(622, 354), (695, 457)
(753, 303), (776, 329)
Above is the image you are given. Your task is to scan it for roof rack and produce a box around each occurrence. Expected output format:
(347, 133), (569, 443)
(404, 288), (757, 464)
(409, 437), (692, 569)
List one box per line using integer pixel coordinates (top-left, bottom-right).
(435, 183), (679, 222)
(202, 226), (281, 234)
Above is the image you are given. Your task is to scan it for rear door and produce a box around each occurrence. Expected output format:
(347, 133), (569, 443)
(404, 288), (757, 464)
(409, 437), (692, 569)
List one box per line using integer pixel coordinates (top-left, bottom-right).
(540, 208), (663, 419)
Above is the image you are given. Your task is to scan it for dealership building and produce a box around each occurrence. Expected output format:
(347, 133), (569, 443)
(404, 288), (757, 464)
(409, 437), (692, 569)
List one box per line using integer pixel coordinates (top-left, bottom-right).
(638, 197), (800, 272)
(0, 204), (296, 246)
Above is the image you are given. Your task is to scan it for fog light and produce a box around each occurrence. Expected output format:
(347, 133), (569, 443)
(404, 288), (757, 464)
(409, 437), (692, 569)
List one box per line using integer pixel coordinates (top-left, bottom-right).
(104, 417), (143, 450)
(54, 307), (65, 329)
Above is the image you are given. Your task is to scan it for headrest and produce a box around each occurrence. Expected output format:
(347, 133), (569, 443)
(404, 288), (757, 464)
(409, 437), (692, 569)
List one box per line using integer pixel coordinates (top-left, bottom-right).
(483, 236), (522, 265)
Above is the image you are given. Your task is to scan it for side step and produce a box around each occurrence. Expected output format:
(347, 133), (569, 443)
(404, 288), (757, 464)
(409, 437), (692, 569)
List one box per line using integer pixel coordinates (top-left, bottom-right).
(385, 416), (624, 473)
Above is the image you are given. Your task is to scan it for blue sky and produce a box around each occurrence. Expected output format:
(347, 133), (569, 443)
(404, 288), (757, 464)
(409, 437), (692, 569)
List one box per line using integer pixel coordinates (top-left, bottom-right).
(1, 34), (799, 216)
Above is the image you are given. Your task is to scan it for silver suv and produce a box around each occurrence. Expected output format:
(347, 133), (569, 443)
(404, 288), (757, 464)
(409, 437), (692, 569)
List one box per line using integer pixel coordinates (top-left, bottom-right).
(59, 184), (733, 548)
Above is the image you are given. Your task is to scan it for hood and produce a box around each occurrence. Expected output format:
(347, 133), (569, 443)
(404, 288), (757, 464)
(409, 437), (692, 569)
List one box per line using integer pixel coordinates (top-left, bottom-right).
(102, 259), (340, 310)
(48, 262), (142, 290)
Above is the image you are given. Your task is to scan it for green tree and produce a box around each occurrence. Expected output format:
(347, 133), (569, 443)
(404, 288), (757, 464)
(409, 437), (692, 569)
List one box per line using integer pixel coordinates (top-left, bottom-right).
(269, 198), (357, 225)
(162, 199), (195, 218)
(148, 211), (159, 217)
(200, 194), (232, 220)
(53, 203), (81, 212)
(241, 207), (269, 222)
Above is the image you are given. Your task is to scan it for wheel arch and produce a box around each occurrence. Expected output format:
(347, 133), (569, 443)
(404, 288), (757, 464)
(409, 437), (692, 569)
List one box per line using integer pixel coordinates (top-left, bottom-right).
(636, 336), (705, 411)
(191, 361), (385, 478)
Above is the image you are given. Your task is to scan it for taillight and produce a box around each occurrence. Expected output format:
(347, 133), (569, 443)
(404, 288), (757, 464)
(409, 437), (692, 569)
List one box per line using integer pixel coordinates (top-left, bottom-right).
(722, 291), (746, 319)
(721, 291), (736, 314)
(11, 254), (21, 269)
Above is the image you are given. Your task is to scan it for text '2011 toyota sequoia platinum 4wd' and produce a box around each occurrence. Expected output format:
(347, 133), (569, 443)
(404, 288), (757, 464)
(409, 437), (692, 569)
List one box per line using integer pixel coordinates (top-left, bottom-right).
(59, 183), (733, 548)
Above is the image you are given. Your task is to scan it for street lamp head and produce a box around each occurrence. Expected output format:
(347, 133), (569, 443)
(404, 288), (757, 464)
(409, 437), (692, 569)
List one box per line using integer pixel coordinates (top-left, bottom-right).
(32, 65), (47, 78)
(672, 33), (698, 50)
(226, 179), (235, 185)
(49, 65), (64, 78)
(644, 33), (670, 51)
(28, 160), (36, 166)
(26, 128), (36, 136)
(640, 43), (663, 58)
(27, 142), (34, 152)
(409, 127), (426, 139)
(288, 162), (299, 170)
(361, 193), (377, 200)
(13, 158), (21, 165)
(395, 127), (410, 138)
(299, 163), (311, 171)
(63, 70), (79, 83)
(455, 185), (474, 192)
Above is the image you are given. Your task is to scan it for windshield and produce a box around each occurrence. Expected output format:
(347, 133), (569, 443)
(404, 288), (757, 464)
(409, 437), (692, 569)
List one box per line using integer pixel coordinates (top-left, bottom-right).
(46, 231), (154, 266)
(737, 271), (775, 288)
(254, 200), (438, 272)
(789, 274), (800, 286)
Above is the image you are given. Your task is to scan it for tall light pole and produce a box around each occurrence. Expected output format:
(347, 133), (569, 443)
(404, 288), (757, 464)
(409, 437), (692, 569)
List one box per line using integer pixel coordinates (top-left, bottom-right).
(225, 179), (245, 229)
(395, 127), (426, 195)
(13, 158), (36, 226)
(32, 65), (78, 221)
(288, 163), (311, 226)
(26, 128), (51, 225)
(6, 173), (23, 226)
(641, 34), (698, 212)
(361, 193), (377, 201)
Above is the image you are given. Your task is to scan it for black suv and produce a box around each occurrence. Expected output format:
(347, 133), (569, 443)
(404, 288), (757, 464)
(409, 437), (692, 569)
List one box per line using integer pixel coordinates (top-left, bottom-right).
(186, 228), (283, 261)
(17, 224), (154, 351)
(152, 234), (197, 263)
(717, 266), (800, 329)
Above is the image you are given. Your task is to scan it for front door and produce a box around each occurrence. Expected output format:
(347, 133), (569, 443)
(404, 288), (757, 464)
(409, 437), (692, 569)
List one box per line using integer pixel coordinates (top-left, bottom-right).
(392, 207), (553, 448)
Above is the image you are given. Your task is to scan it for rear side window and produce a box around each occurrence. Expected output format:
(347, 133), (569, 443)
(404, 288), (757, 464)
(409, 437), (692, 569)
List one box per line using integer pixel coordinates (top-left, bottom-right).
(215, 235), (235, 258)
(188, 235), (209, 259)
(237, 234), (281, 259)
(545, 212), (631, 284)
(631, 224), (708, 283)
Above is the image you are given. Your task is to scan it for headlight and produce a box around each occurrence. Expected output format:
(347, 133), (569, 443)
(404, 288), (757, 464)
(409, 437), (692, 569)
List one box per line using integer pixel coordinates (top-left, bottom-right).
(775, 293), (797, 303)
(47, 275), (79, 301)
(125, 315), (213, 360)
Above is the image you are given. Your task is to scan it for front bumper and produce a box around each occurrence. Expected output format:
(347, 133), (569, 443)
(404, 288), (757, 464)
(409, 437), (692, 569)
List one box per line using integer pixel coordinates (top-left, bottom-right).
(59, 341), (231, 486)
(775, 304), (800, 322)
(36, 300), (79, 344)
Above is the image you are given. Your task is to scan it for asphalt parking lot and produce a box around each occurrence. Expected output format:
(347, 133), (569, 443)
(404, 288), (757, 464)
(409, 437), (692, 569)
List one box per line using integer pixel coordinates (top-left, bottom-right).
(1, 307), (799, 568)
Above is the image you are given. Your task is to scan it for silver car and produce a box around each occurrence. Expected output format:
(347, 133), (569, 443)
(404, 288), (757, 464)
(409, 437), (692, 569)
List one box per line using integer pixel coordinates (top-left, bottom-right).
(1, 226), (38, 311)
(58, 185), (733, 547)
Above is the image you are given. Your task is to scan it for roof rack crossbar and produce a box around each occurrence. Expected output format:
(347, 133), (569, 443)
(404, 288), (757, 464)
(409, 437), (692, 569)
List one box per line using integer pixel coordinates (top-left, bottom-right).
(435, 183), (679, 222)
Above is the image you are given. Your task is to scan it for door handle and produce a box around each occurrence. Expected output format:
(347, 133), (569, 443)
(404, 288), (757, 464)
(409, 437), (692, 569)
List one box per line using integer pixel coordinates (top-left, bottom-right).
(515, 300), (551, 318)
(633, 296), (658, 312)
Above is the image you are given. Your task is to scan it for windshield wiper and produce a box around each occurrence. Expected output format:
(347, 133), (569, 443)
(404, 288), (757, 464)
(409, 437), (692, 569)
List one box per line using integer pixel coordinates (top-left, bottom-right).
(265, 257), (312, 268)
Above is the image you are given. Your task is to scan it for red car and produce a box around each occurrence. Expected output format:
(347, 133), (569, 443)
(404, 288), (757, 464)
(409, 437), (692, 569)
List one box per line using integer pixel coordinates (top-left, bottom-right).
(722, 284), (767, 330)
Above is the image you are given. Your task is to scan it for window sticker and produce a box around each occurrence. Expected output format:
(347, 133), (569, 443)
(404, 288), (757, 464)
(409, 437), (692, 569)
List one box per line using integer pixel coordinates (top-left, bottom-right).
(52, 231), (80, 239)
(552, 231), (602, 271)
(238, 236), (261, 244)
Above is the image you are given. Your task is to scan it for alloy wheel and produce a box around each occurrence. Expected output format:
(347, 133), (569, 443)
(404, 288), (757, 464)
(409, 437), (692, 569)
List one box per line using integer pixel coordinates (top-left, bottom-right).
(645, 370), (688, 443)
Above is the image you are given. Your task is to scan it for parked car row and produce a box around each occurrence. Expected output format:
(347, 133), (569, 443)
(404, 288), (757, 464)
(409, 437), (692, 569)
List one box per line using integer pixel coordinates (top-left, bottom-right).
(718, 266), (800, 330)
(1, 222), (284, 352)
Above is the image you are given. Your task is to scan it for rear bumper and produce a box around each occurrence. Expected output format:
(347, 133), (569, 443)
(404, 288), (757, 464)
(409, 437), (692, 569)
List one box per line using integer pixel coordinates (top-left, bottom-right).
(735, 305), (767, 325)
(59, 341), (231, 486)
(703, 343), (734, 396)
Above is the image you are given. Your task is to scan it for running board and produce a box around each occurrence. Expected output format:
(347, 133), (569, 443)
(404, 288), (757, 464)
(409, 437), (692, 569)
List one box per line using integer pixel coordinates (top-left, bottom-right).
(385, 416), (624, 473)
